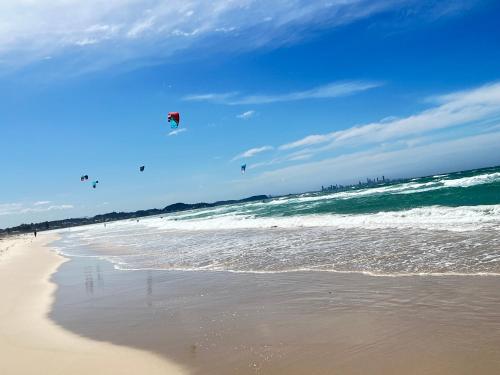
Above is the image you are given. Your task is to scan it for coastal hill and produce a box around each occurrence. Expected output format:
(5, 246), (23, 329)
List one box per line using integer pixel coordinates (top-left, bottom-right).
(0, 195), (268, 236)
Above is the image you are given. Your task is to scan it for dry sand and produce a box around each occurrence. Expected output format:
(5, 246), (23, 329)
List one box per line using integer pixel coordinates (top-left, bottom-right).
(0, 234), (187, 375)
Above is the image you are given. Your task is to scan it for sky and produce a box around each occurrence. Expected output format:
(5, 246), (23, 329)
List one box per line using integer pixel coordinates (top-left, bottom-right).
(1, 0), (500, 227)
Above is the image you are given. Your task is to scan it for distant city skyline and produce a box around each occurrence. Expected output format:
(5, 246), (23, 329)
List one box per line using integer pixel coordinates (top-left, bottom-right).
(1, 0), (500, 227)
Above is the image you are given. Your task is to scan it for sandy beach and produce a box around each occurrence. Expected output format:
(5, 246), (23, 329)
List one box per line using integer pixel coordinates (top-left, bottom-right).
(0, 234), (186, 375)
(2, 231), (500, 374)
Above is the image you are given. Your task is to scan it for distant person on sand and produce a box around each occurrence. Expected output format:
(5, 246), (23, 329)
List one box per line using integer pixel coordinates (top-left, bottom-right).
(34, 229), (37, 237)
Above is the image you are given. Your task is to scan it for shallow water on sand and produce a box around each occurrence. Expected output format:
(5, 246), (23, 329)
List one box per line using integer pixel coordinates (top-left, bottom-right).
(57, 225), (500, 276)
(51, 255), (500, 375)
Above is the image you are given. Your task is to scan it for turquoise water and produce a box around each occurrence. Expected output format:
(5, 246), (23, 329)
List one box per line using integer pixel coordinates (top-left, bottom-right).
(57, 166), (500, 276)
(171, 166), (500, 218)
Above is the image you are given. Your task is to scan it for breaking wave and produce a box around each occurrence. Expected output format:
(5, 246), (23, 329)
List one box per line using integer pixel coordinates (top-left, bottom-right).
(56, 166), (500, 276)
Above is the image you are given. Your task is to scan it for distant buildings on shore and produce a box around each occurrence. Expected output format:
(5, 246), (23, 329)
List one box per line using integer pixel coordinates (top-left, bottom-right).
(321, 175), (405, 192)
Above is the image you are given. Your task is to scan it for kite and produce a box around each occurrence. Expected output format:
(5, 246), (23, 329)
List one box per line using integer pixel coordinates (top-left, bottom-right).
(167, 112), (180, 129)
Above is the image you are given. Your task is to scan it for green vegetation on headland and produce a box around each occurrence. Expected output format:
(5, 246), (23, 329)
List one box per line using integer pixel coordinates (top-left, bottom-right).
(0, 195), (269, 236)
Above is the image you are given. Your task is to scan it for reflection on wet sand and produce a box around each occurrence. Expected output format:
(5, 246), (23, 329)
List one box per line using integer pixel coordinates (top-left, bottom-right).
(84, 264), (105, 296)
(147, 271), (153, 307)
(51, 256), (500, 375)
(84, 266), (94, 295)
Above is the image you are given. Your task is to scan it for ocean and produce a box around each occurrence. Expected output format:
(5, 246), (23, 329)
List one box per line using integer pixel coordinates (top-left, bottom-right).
(56, 166), (500, 276)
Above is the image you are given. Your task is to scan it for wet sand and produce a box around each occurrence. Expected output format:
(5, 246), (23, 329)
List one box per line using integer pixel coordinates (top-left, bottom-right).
(51, 250), (500, 375)
(0, 234), (186, 375)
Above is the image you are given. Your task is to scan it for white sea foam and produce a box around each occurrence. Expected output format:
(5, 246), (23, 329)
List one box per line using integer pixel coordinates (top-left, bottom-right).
(441, 172), (500, 188)
(61, 211), (500, 276)
(138, 204), (500, 232)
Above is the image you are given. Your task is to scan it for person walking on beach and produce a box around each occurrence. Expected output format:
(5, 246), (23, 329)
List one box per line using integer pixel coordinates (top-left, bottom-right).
(33, 229), (37, 237)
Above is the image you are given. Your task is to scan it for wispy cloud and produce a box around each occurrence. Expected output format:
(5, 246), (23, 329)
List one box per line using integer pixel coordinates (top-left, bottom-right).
(23, 204), (74, 214)
(235, 131), (500, 194)
(233, 146), (273, 160)
(0, 202), (73, 216)
(280, 82), (500, 151)
(184, 81), (382, 105)
(0, 1), (465, 71)
(247, 152), (313, 170)
(33, 200), (51, 206)
(229, 81), (500, 177)
(237, 110), (256, 119)
(0, 203), (22, 216)
(168, 128), (187, 136)
(183, 92), (238, 102)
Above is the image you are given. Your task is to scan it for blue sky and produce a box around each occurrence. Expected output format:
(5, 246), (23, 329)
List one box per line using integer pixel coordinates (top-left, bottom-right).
(1, 0), (500, 227)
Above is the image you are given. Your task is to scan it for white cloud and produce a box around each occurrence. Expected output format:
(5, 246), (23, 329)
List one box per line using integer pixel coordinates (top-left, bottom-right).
(237, 110), (256, 119)
(280, 134), (331, 150)
(236, 131), (500, 194)
(0, 0), (455, 70)
(127, 17), (156, 38)
(33, 201), (51, 206)
(21, 204), (74, 214)
(171, 28), (203, 37)
(229, 81), (500, 176)
(287, 153), (313, 162)
(233, 145), (273, 160)
(183, 92), (238, 102)
(0, 202), (73, 216)
(75, 38), (99, 46)
(248, 151), (314, 170)
(280, 82), (500, 151)
(168, 128), (187, 136)
(0, 203), (23, 216)
(184, 81), (382, 105)
(215, 27), (237, 33)
(247, 160), (278, 170)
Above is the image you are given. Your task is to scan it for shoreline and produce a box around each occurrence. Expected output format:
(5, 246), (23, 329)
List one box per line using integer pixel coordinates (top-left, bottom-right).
(51, 238), (500, 375)
(102, 264), (500, 278)
(0, 234), (187, 375)
(4, 232), (500, 374)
